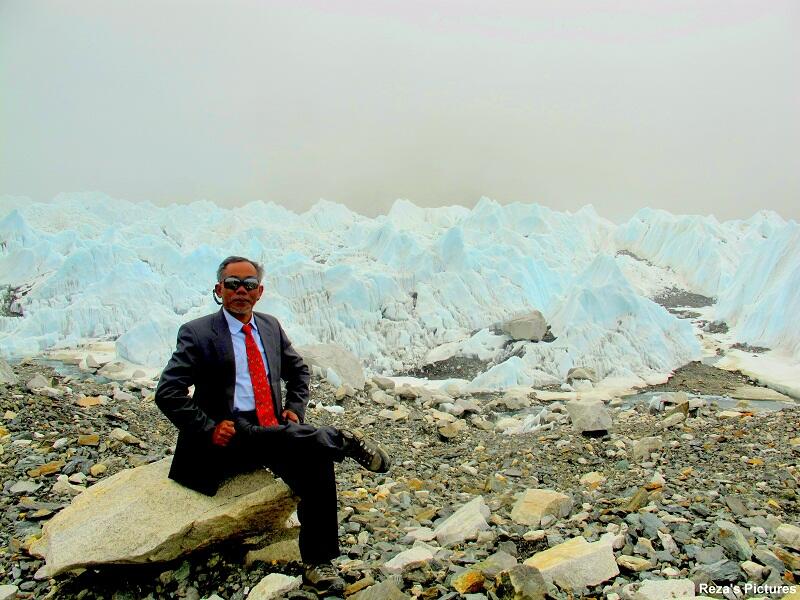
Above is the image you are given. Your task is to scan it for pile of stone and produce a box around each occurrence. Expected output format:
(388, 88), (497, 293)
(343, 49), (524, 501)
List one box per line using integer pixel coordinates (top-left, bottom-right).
(1, 359), (799, 599)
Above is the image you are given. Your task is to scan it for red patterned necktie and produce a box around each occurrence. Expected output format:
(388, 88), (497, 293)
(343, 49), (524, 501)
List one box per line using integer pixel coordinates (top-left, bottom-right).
(241, 323), (278, 426)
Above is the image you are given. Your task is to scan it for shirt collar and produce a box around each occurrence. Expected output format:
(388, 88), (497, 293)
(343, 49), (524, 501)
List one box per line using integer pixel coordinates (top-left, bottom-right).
(222, 307), (257, 334)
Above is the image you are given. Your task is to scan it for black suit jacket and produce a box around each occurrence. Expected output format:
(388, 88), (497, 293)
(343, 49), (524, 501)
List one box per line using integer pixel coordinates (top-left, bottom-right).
(155, 308), (310, 495)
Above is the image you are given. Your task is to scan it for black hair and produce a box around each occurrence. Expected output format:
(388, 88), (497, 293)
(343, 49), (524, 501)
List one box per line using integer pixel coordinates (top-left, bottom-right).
(216, 256), (264, 282)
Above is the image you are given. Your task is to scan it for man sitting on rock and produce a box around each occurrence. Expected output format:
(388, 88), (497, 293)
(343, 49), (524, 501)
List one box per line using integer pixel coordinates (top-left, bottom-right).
(155, 255), (390, 595)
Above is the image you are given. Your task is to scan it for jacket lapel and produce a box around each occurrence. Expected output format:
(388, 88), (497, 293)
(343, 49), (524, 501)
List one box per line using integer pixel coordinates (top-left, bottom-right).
(211, 309), (237, 412)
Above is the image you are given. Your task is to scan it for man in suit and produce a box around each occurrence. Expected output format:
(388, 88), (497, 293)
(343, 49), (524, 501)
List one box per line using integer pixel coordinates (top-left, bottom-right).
(155, 255), (389, 595)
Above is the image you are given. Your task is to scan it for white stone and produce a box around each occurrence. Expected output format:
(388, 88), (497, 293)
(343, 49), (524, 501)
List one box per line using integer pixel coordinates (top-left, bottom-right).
(429, 409), (457, 424)
(523, 530), (546, 542)
(113, 389), (136, 402)
(731, 385), (792, 402)
(0, 584), (19, 600)
(717, 410), (742, 419)
(523, 536), (619, 589)
(740, 560), (766, 580)
(433, 496), (491, 546)
(0, 358), (17, 385)
(500, 310), (548, 341)
(372, 376), (395, 391)
(632, 436), (664, 461)
(775, 523), (800, 550)
(52, 475), (84, 496)
(370, 390), (396, 406)
(460, 464), (478, 476)
(26, 374), (50, 390)
(383, 545), (434, 573)
(39, 386), (64, 399)
(657, 531), (680, 555)
(579, 472), (605, 490)
(109, 428), (142, 445)
(335, 384), (354, 400)
(510, 489), (573, 527)
(30, 457), (297, 578)
(68, 472), (87, 485)
(246, 573), (302, 600)
(565, 400), (612, 433)
(633, 578), (695, 599)
(616, 555), (652, 571)
(439, 402), (465, 417)
(454, 398), (481, 414)
(378, 406), (410, 421)
(492, 391), (531, 411)
(566, 367), (597, 383)
(10, 480), (41, 494)
(396, 385), (421, 400)
(659, 413), (686, 430)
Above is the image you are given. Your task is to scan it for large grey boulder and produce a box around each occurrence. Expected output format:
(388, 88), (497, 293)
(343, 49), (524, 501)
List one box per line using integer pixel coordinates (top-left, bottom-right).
(30, 457), (297, 578)
(524, 536), (619, 589)
(246, 573), (302, 600)
(433, 496), (491, 546)
(710, 520), (752, 561)
(775, 523), (800, 551)
(0, 584), (19, 600)
(566, 367), (596, 383)
(383, 545), (435, 573)
(511, 489), (573, 527)
(297, 344), (366, 390)
(500, 311), (548, 342)
(0, 358), (17, 385)
(565, 399), (612, 434)
(26, 373), (50, 390)
(632, 436), (664, 461)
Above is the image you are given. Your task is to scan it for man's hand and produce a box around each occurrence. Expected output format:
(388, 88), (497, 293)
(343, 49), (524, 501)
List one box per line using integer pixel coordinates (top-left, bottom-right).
(282, 409), (299, 424)
(211, 420), (236, 446)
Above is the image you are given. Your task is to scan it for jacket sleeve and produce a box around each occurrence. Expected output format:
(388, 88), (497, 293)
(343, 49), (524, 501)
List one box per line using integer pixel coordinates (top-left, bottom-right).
(155, 323), (216, 437)
(278, 322), (310, 423)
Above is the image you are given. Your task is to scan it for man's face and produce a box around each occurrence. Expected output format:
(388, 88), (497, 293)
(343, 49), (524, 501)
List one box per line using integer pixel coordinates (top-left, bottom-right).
(215, 261), (264, 320)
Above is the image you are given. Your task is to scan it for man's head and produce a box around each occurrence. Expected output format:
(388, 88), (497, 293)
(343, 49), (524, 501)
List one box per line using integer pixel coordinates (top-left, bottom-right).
(214, 256), (264, 322)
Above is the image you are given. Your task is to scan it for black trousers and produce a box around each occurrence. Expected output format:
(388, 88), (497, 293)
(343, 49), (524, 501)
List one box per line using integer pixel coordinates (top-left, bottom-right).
(222, 412), (345, 564)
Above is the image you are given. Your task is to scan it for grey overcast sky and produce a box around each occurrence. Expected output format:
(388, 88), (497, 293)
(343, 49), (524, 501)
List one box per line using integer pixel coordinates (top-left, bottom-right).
(1, 1), (798, 222)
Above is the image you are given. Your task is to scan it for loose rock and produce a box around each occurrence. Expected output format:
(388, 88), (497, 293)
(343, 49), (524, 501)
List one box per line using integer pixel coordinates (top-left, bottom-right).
(523, 536), (619, 589)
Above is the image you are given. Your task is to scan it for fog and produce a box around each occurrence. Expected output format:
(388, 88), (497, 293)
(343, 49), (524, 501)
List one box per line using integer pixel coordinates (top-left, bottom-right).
(1, 0), (798, 221)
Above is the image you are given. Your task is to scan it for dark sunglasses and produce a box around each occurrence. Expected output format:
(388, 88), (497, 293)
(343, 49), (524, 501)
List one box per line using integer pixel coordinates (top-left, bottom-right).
(221, 276), (260, 291)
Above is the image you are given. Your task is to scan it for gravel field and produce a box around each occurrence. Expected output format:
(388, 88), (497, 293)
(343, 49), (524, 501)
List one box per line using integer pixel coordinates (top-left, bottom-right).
(1, 360), (799, 599)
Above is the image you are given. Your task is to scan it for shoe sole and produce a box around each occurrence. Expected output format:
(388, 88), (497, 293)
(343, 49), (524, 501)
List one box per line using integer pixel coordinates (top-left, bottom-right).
(303, 579), (345, 595)
(349, 429), (391, 472)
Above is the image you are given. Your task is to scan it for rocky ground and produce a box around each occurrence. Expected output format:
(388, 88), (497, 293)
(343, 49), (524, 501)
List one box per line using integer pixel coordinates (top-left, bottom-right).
(635, 362), (760, 398)
(395, 357), (492, 382)
(1, 360), (799, 600)
(651, 287), (716, 310)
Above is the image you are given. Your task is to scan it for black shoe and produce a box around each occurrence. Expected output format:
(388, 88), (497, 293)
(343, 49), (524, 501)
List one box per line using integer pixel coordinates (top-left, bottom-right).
(341, 429), (391, 473)
(303, 562), (345, 595)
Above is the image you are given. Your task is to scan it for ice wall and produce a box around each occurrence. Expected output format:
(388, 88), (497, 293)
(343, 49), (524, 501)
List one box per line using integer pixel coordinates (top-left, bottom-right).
(1, 194), (793, 388)
(715, 222), (800, 359)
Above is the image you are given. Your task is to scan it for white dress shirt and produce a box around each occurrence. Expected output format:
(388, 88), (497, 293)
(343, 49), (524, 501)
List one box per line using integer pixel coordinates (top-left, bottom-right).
(223, 308), (271, 412)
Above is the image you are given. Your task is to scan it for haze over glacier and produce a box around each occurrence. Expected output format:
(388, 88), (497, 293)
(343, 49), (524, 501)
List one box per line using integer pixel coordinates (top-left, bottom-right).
(0, 194), (798, 392)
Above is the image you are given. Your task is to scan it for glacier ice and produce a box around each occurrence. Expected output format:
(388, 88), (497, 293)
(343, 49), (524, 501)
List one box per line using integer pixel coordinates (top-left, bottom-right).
(0, 193), (796, 390)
